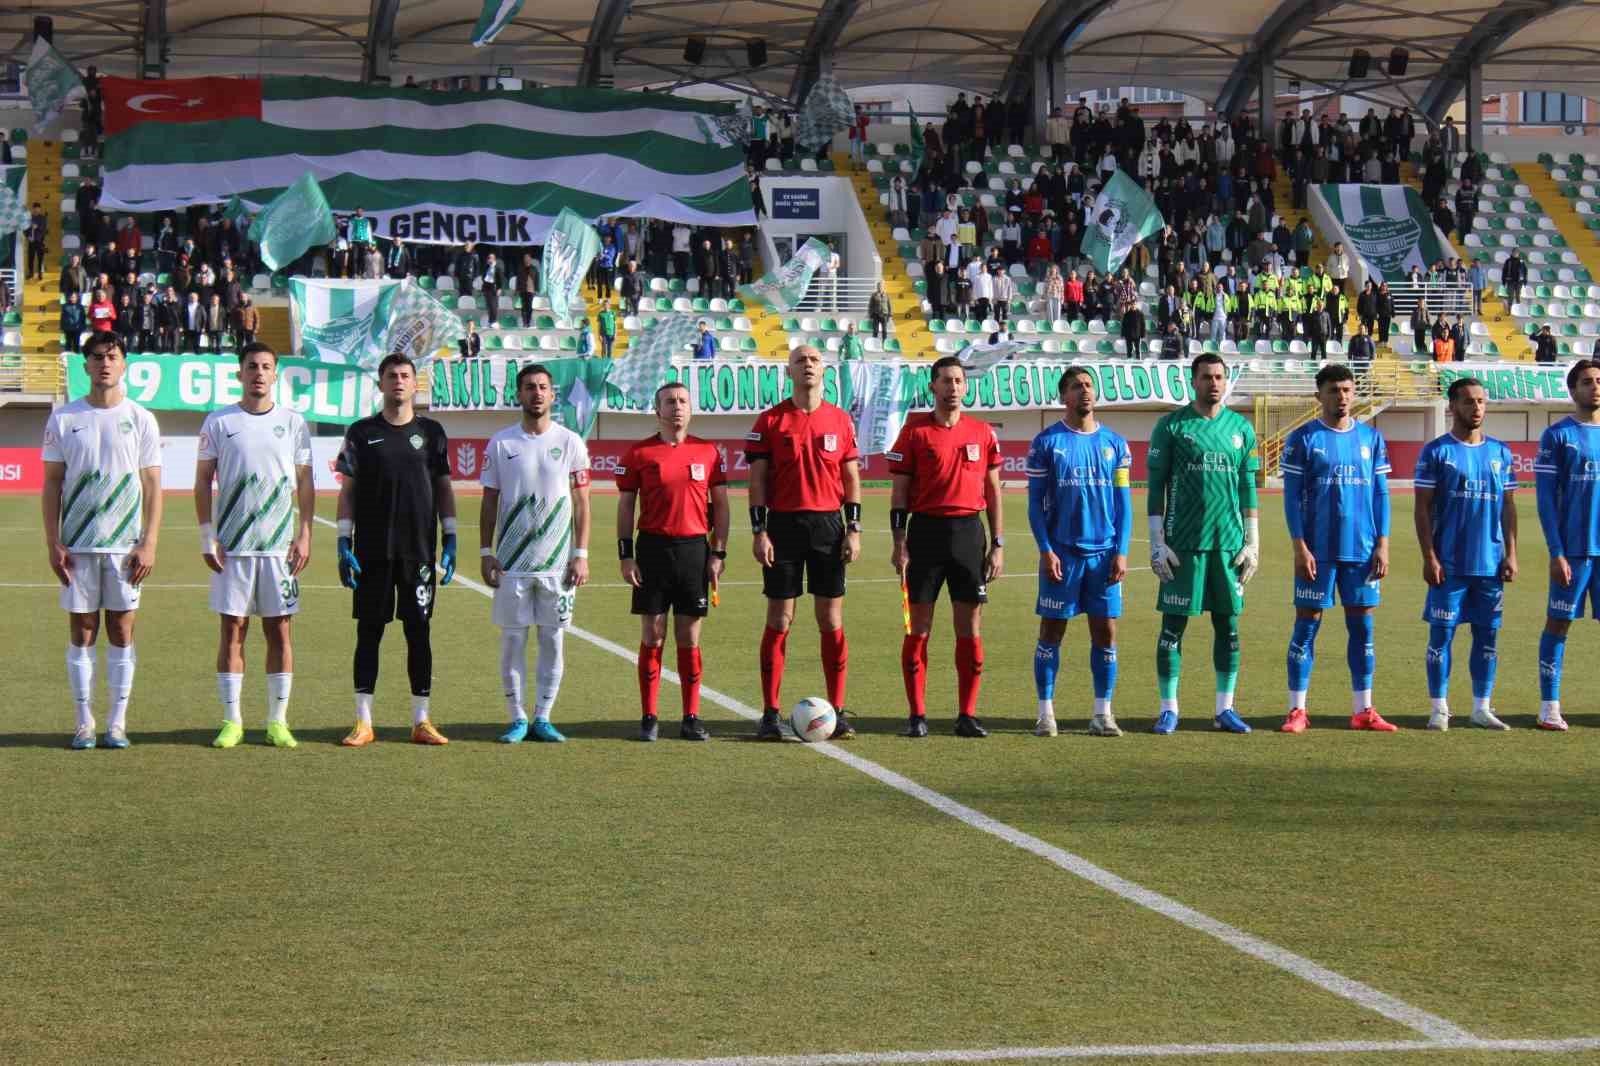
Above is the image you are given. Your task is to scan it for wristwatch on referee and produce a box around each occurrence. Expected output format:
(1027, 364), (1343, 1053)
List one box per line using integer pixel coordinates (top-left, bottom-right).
(991, 536), (1005, 549)
(844, 501), (862, 533)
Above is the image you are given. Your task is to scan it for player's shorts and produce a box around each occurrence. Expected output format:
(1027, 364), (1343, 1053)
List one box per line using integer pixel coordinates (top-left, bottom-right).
(1037, 549), (1121, 619)
(763, 510), (846, 600)
(1292, 561), (1381, 610)
(1156, 548), (1244, 617)
(210, 555), (300, 618)
(632, 533), (710, 618)
(351, 556), (436, 624)
(1422, 574), (1504, 629)
(906, 513), (988, 605)
(492, 572), (577, 629)
(1548, 557), (1600, 620)
(59, 551), (141, 614)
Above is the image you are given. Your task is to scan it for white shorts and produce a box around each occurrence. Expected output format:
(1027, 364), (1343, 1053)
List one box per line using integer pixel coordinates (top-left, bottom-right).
(60, 552), (142, 614)
(492, 573), (576, 629)
(210, 555), (301, 618)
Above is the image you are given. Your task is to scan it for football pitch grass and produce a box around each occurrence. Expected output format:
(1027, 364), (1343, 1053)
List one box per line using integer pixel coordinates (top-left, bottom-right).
(0, 489), (1596, 1066)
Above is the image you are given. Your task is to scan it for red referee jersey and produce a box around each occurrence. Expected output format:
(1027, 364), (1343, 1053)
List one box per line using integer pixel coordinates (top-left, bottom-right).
(616, 434), (727, 537)
(887, 412), (1001, 516)
(744, 399), (860, 512)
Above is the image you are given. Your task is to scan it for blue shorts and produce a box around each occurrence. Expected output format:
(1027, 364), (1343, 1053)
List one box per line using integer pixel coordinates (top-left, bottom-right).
(1037, 549), (1123, 620)
(1292, 561), (1381, 610)
(1423, 575), (1504, 629)
(1548, 557), (1600, 620)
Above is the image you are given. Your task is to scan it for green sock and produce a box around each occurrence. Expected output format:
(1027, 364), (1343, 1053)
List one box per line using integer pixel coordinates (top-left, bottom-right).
(1157, 614), (1188, 705)
(1213, 613), (1240, 710)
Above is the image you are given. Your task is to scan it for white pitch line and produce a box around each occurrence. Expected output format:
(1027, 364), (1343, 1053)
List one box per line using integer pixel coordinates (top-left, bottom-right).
(310, 519), (1466, 1042)
(456, 1036), (1600, 1066)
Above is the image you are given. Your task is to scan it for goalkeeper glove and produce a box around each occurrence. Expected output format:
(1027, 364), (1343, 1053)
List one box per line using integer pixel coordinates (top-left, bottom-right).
(337, 536), (362, 590)
(1148, 515), (1180, 583)
(440, 533), (457, 586)
(1232, 516), (1260, 584)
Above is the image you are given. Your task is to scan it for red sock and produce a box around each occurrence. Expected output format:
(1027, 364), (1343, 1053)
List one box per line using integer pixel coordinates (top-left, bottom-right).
(759, 626), (788, 710)
(901, 634), (929, 717)
(677, 646), (702, 718)
(638, 644), (663, 717)
(819, 626), (848, 709)
(956, 636), (984, 718)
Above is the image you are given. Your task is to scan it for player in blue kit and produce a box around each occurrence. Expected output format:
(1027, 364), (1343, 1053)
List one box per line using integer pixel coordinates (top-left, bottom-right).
(1278, 364), (1396, 732)
(1413, 377), (1519, 731)
(1533, 358), (1600, 732)
(1026, 367), (1132, 737)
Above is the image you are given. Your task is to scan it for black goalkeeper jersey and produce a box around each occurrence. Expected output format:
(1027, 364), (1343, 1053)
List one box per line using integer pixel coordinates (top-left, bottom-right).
(336, 413), (450, 563)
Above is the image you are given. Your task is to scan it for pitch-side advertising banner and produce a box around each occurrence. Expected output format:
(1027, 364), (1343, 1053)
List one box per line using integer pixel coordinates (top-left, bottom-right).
(1436, 362), (1577, 404)
(66, 353), (380, 426)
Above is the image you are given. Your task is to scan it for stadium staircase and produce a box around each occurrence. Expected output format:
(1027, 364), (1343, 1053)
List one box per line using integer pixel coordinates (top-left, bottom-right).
(836, 151), (930, 358)
(19, 138), (64, 389)
(1254, 360), (1438, 477)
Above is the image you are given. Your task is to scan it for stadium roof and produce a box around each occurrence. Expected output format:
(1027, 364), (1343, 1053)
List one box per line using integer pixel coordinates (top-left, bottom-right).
(4, 0), (1598, 120)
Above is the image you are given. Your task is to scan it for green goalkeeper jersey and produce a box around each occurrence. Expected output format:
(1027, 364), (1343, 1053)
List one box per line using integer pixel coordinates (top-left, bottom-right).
(1147, 404), (1260, 552)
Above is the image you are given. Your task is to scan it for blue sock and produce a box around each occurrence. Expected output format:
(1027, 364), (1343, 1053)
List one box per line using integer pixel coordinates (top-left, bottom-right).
(1539, 629), (1566, 702)
(1286, 615), (1321, 694)
(1091, 643), (1117, 700)
(1426, 624), (1455, 699)
(1469, 624), (1499, 701)
(1346, 612), (1375, 692)
(1033, 640), (1060, 701)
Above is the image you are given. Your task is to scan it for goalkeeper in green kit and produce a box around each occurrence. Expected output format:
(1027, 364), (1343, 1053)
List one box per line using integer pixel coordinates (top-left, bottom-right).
(1146, 353), (1260, 734)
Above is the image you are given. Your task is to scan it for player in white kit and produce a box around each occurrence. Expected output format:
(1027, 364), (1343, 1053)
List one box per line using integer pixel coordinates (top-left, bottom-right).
(479, 363), (592, 743)
(195, 342), (316, 749)
(41, 331), (163, 749)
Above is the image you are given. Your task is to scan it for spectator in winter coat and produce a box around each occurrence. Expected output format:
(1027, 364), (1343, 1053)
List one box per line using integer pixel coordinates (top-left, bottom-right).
(60, 292), (86, 352)
(1534, 324), (1559, 363)
(232, 295), (260, 347)
(694, 320), (717, 360)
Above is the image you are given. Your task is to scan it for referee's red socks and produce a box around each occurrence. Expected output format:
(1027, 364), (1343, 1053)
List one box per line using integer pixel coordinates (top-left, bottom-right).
(956, 636), (984, 718)
(901, 633), (929, 717)
(759, 626), (788, 710)
(638, 644), (663, 716)
(677, 646), (702, 718)
(819, 627), (848, 710)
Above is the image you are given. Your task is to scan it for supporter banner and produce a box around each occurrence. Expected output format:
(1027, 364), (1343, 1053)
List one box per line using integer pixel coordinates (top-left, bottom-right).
(289, 278), (400, 369)
(66, 353), (379, 425)
(738, 237), (830, 313)
(1082, 171), (1164, 275)
(1436, 361), (1578, 404)
(1321, 184), (1448, 282)
(97, 76), (756, 244)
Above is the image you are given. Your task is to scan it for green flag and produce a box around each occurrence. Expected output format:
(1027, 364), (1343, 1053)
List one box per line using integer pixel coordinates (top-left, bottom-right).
(908, 102), (924, 175)
(384, 280), (465, 369)
(471, 0), (525, 46)
(608, 314), (699, 405)
(25, 37), (85, 134)
(1081, 170), (1164, 274)
(543, 358), (615, 437)
(737, 236), (830, 313)
(541, 207), (601, 322)
(222, 195), (251, 229)
(250, 172), (337, 273)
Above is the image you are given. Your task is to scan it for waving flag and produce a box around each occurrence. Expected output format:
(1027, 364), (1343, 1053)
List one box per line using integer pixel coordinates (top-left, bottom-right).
(251, 172), (337, 272)
(1081, 170), (1164, 274)
(608, 315), (699, 405)
(795, 74), (853, 151)
(25, 37), (85, 134)
(471, 0), (525, 46)
(384, 281), (465, 368)
(738, 237), (830, 313)
(541, 207), (601, 322)
(544, 358), (615, 437)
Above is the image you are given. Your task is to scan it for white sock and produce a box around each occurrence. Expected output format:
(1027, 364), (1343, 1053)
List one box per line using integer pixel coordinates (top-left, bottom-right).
(1037, 698), (1054, 719)
(1214, 689), (1235, 715)
(266, 673), (291, 724)
(411, 694), (430, 725)
(1093, 698), (1111, 718)
(105, 644), (135, 732)
(500, 626), (529, 722)
(355, 691), (374, 724)
(1430, 697), (1450, 716)
(66, 644), (95, 728)
(1352, 689), (1372, 714)
(533, 625), (565, 719)
(1473, 696), (1492, 714)
(1288, 689), (1307, 713)
(217, 672), (244, 725)
(1541, 699), (1561, 720)
(1159, 697), (1179, 715)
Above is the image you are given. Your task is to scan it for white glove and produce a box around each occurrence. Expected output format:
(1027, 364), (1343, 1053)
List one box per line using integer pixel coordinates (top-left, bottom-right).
(1148, 515), (1180, 583)
(1233, 516), (1260, 584)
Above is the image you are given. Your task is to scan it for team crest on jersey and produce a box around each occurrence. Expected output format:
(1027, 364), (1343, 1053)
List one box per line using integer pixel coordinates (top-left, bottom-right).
(822, 434), (838, 452)
(689, 463), (706, 481)
(418, 564), (432, 581)
(1231, 433), (1243, 449)
(965, 443), (981, 461)
(1102, 445), (1114, 461)
(1360, 445), (1371, 459)
(273, 425), (286, 438)
(119, 418), (133, 434)
(551, 447), (563, 460)
(409, 434), (424, 450)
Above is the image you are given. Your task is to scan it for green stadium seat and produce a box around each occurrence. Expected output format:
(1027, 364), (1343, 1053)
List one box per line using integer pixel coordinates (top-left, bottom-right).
(417, 275), (434, 289)
(560, 335), (577, 351)
(692, 298), (710, 313)
(740, 336), (758, 352)
(536, 314), (556, 329)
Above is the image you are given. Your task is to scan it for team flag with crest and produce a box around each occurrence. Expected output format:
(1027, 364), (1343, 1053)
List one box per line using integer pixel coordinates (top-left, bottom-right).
(25, 37), (85, 133)
(795, 74), (854, 150)
(541, 207), (601, 322)
(608, 314), (700, 405)
(542, 358), (615, 438)
(1081, 170), (1164, 274)
(384, 281), (465, 369)
(251, 171), (338, 272)
(471, 0), (525, 46)
(737, 237), (830, 313)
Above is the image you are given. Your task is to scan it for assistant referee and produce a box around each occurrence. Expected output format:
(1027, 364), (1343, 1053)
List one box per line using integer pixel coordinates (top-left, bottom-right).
(888, 355), (1004, 737)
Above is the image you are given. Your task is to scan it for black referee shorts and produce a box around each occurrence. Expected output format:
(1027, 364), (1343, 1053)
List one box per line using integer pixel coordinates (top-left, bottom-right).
(352, 556), (437, 624)
(906, 514), (988, 605)
(632, 533), (711, 618)
(762, 510), (846, 600)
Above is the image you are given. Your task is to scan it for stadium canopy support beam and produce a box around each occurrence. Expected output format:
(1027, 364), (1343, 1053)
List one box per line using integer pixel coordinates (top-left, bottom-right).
(578, 0), (631, 87)
(790, 0), (862, 106)
(140, 0), (166, 78)
(1256, 59), (1273, 137)
(1214, 0), (1347, 119)
(997, 0), (1118, 110)
(1031, 54), (1049, 140)
(363, 0), (401, 83)
(1464, 62), (1483, 152)
(1415, 0), (1586, 125)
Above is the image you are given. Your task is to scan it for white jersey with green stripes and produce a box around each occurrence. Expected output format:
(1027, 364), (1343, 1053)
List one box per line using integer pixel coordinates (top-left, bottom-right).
(197, 403), (313, 557)
(42, 397), (162, 554)
(481, 422), (590, 577)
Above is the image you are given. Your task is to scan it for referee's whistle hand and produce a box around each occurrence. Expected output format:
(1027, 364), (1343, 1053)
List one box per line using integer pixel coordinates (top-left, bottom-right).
(842, 531), (861, 564)
(752, 531), (774, 567)
(985, 546), (1004, 583)
(890, 542), (908, 577)
(621, 559), (643, 588)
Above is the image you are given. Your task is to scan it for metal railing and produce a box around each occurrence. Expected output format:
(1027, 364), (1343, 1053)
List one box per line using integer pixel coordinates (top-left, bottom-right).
(1255, 360), (1439, 476)
(792, 276), (883, 315)
(1385, 280), (1474, 320)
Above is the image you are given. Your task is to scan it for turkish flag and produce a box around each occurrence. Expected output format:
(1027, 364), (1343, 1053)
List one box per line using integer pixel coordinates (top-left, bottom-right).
(101, 76), (263, 137)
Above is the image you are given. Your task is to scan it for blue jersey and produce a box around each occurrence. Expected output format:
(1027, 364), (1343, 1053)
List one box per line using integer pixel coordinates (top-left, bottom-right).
(1280, 419), (1391, 562)
(1534, 416), (1600, 558)
(1414, 433), (1517, 577)
(1025, 421), (1132, 555)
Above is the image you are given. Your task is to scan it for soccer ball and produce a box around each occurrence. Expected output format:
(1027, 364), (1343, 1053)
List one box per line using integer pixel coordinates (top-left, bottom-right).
(790, 697), (837, 743)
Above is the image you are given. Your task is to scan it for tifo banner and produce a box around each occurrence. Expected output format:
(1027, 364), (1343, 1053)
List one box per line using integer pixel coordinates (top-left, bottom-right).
(66, 352), (380, 426)
(289, 278), (401, 369)
(97, 76), (755, 244)
(738, 237), (830, 313)
(1320, 184), (1449, 282)
(1437, 361), (1578, 404)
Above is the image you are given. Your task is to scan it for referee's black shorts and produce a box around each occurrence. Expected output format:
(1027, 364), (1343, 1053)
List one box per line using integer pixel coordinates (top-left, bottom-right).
(906, 514), (988, 605)
(632, 533), (711, 618)
(762, 510), (846, 600)
(351, 556), (437, 624)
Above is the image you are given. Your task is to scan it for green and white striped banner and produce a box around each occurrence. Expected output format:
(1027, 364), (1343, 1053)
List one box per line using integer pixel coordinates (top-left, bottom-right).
(1320, 184), (1449, 283)
(289, 279), (401, 369)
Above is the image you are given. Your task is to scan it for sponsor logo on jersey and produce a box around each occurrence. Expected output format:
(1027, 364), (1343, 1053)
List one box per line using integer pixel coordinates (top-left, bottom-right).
(822, 433), (838, 452)
(1038, 596), (1066, 611)
(409, 434), (424, 450)
(689, 463), (706, 481)
(964, 443), (981, 461)
(1550, 596), (1576, 613)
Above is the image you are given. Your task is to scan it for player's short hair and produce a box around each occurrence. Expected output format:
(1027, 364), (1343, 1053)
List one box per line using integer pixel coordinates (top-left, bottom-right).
(654, 380), (689, 405)
(238, 340), (277, 366)
(377, 351), (415, 379)
(1059, 365), (1095, 395)
(82, 331), (124, 358)
(516, 362), (553, 389)
(1190, 352), (1226, 378)
(1446, 376), (1485, 401)
(931, 355), (966, 380)
(1314, 363), (1354, 388)
(1567, 358), (1600, 389)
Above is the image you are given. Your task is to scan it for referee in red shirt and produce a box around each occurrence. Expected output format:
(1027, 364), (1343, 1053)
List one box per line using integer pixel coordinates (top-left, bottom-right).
(888, 355), (1004, 737)
(746, 344), (862, 740)
(616, 382), (730, 742)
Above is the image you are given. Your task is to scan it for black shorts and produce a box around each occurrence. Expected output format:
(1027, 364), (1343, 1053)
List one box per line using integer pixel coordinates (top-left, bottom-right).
(906, 514), (988, 605)
(351, 557), (437, 624)
(632, 533), (711, 618)
(763, 510), (846, 600)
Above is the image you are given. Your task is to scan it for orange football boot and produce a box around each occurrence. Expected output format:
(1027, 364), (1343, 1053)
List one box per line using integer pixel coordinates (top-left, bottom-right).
(341, 720), (376, 747)
(410, 719), (449, 745)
